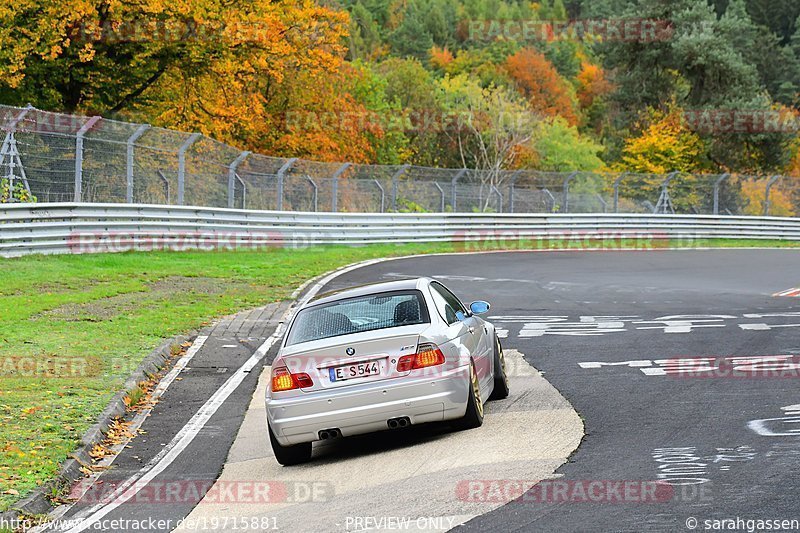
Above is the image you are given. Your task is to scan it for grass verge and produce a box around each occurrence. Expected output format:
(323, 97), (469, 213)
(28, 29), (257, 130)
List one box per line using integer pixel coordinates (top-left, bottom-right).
(0, 238), (798, 511)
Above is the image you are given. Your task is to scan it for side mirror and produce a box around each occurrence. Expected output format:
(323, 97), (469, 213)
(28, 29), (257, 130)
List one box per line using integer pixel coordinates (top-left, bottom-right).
(469, 300), (491, 315)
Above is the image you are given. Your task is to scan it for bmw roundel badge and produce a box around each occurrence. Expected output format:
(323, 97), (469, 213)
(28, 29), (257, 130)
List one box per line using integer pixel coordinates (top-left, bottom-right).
(346, 347), (355, 356)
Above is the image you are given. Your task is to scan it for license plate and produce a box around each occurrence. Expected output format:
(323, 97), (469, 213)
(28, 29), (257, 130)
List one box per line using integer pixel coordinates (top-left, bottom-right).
(329, 360), (381, 382)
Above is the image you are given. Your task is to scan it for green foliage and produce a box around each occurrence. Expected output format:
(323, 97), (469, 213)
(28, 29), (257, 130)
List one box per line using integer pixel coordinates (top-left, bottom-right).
(0, 179), (36, 203)
(533, 118), (606, 171)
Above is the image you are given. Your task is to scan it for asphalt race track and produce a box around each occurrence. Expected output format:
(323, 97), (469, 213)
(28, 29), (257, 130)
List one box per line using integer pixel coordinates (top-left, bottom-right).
(43, 249), (800, 532)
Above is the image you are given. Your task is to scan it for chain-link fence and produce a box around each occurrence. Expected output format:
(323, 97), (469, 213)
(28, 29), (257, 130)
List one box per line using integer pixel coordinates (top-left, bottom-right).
(2, 104), (798, 216)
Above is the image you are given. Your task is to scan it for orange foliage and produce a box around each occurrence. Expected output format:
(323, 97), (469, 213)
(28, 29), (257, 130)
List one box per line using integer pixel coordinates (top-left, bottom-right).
(576, 60), (613, 109)
(504, 48), (578, 125)
(272, 64), (385, 163)
(740, 178), (795, 217)
(429, 46), (454, 70)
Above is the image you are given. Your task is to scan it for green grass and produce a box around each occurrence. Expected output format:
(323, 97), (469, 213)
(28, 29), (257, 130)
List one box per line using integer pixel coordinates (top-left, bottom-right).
(0, 238), (797, 511)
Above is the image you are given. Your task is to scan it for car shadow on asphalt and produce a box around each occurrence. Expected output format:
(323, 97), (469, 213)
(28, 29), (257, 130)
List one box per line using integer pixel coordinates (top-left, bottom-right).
(307, 422), (461, 463)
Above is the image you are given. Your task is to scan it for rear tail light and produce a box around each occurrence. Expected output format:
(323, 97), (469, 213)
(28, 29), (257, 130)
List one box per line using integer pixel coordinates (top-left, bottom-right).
(271, 366), (313, 392)
(397, 343), (446, 371)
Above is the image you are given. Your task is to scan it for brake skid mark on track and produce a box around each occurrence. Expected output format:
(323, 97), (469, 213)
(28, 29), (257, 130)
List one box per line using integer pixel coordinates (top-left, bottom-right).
(175, 349), (584, 533)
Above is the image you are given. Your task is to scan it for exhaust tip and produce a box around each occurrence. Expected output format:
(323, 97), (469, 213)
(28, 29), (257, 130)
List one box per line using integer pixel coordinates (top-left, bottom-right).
(318, 428), (341, 440)
(387, 417), (411, 429)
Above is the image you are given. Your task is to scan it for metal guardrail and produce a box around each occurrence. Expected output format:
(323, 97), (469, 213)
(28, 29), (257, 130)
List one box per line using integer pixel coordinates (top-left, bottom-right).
(2, 104), (799, 216)
(2, 203), (800, 257)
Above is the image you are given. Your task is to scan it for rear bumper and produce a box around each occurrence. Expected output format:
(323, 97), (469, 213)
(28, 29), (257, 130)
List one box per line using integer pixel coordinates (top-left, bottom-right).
(266, 365), (471, 446)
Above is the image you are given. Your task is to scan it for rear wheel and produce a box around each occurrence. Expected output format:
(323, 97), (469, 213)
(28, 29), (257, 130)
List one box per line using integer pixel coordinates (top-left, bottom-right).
(454, 360), (484, 430)
(489, 334), (509, 400)
(269, 424), (312, 466)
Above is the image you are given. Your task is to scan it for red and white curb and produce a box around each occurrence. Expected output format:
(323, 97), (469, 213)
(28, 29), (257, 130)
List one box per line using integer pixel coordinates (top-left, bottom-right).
(773, 288), (800, 297)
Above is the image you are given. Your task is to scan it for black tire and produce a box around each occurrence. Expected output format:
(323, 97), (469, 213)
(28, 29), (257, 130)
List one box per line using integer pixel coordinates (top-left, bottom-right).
(454, 360), (484, 430)
(488, 334), (509, 401)
(269, 424), (312, 466)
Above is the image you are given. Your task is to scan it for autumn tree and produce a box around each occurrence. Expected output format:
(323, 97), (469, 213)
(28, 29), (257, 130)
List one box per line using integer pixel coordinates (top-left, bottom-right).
(0, 0), (348, 116)
(504, 48), (578, 125)
(437, 74), (539, 210)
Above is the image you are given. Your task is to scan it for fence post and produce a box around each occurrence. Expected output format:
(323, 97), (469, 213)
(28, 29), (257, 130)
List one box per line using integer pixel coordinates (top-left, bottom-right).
(712, 173), (730, 215)
(508, 171), (521, 213)
(763, 175), (781, 216)
(451, 169), (467, 212)
(391, 164), (410, 211)
(542, 188), (556, 213)
(433, 182), (445, 212)
(612, 172), (628, 213)
(73, 116), (101, 202)
(654, 171), (678, 214)
(1, 105), (35, 198)
(562, 171), (578, 213)
(275, 158), (297, 211)
(125, 124), (150, 204)
(596, 194), (608, 213)
(176, 133), (201, 205)
(305, 176), (318, 212)
(491, 185), (503, 212)
(156, 170), (171, 203)
(373, 179), (385, 212)
(331, 162), (351, 212)
(227, 151), (250, 208)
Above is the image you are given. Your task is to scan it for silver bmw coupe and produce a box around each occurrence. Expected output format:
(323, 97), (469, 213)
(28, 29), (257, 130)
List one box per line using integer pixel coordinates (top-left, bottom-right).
(265, 277), (509, 465)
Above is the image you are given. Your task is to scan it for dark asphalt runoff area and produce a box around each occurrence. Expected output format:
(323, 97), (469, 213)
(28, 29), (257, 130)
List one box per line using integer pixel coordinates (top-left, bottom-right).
(47, 249), (799, 532)
(323, 249), (800, 532)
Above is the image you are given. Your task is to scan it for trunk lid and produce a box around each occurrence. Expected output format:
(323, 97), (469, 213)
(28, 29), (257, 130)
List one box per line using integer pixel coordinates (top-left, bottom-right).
(280, 324), (428, 391)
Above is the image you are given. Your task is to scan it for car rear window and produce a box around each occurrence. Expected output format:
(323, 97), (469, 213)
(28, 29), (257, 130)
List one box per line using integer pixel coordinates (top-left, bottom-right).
(285, 290), (429, 346)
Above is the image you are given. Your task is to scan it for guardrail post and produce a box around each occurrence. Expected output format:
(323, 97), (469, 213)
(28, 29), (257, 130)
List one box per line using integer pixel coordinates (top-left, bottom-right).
(305, 175), (318, 212)
(177, 133), (201, 205)
(391, 164), (410, 211)
(227, 151), (250, 208)
(562, 171), (578, 213)
(373, 179), (385, 212)
(126, 124), (150, 203)
(764, 175), (782, 216)
(712, 173), (730, 215)
(451, 169), (467, 212)
(612, 172), (628, 213)
(73, 116), (101, 202)
(331, 162), (351, 212)
(275, 157), (297, 211)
